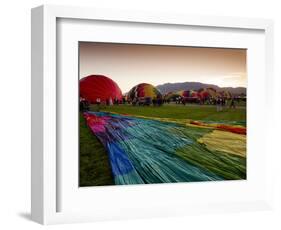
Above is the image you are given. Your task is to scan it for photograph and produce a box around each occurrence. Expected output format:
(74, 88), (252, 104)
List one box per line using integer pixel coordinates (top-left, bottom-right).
(79, 42), (247, 187)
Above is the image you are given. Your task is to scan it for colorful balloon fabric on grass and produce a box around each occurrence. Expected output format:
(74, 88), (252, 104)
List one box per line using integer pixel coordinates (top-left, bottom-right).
(84, 112), (246, 185)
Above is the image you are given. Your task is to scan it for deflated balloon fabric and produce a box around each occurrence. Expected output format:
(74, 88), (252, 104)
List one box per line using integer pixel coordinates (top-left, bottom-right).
(84, 112), (246, 185)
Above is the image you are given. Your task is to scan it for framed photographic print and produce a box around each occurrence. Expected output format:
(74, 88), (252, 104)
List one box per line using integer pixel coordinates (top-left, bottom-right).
(31, 5), (274, 225)
(78, 42), (247, 187)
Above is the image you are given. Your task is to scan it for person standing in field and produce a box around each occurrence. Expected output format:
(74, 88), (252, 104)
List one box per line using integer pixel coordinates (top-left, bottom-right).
(96, 97), (101, 111)
(109, 97), (113, 106)
(80, 98), (90, 112)
(222, 97), (225, 107)
(216, 97), (223, 112)
(230, 97), (236, 109)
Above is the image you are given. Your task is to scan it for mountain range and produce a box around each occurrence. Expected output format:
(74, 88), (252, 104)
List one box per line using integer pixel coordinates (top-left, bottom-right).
(156, 82), (246, 95)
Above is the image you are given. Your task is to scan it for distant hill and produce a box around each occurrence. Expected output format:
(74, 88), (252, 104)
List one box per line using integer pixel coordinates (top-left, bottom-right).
(156, 82), (246, 95)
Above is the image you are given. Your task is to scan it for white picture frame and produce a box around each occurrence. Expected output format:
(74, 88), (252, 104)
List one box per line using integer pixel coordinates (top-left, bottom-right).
(31, 5), (274, 225)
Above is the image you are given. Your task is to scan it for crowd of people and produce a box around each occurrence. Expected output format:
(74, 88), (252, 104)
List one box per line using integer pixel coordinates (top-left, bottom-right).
(80, 95), (240, 112)
(172, 96), (238, 110)
(130, 97), (164, 106)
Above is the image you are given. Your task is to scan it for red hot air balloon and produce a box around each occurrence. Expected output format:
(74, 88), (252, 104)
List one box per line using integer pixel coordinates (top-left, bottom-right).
(80, 75), (123, 104)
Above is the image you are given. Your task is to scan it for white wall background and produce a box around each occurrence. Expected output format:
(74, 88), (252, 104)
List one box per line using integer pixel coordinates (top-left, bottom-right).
(0, 0), (280, 229)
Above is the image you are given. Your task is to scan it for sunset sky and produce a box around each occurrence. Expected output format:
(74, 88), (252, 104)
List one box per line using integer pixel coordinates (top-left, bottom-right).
(79, 42), (247, 93)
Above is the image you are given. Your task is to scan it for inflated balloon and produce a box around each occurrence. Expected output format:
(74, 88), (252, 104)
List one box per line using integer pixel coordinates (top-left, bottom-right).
(177, 90), (199, 98)
(128, 83), (162, 100)
(80, 75), (123, 103)
(164, 92), (180, 100)
(218, 90), (232, 99)
(198, 87), (218, 99)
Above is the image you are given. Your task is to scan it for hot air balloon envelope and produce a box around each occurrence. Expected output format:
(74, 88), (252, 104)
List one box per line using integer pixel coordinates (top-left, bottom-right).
(80, 75), (123, 103)
(128, 83), (162, 101)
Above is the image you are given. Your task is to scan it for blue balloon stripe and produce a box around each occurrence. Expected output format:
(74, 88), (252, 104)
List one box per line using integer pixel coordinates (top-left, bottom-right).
(84, 112), (223, 185)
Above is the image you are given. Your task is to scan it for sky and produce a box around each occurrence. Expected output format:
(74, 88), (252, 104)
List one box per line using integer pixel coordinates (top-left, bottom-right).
(79, 42), (247, 93)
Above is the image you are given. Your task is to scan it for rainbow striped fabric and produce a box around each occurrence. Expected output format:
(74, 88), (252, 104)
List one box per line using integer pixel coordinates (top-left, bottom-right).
(84, 112), (246, 185)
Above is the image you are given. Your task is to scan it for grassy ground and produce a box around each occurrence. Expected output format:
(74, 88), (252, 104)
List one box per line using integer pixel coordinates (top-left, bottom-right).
(79, 113), (114, 186)
(80, 103), (246, 186)
(98, 103), (246, 122)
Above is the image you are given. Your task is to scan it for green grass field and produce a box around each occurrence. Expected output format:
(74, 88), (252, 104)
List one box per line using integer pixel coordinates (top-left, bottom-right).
(98, 103), (246, 121)
(79, 113), (114, 186)
(80, 103), (246, 186)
